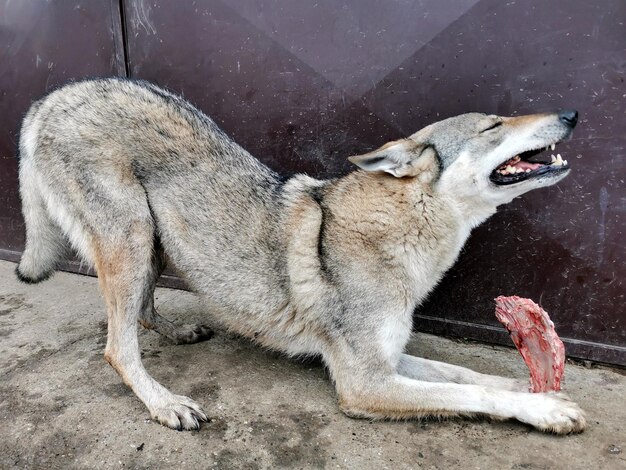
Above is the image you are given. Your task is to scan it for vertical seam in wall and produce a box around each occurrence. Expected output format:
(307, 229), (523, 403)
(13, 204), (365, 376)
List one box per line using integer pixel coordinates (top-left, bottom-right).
(118, 0), (131, 78)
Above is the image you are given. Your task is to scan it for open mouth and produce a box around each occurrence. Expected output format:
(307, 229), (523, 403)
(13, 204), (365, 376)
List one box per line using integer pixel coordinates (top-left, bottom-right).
(489, 143), (570, 185)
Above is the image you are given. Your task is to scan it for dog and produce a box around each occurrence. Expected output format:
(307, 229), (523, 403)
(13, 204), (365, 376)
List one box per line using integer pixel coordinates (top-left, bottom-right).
(16, 78), (585, 434)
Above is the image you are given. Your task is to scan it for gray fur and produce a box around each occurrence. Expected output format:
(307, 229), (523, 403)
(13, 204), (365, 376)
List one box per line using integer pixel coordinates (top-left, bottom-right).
(16, 78), (584, 434)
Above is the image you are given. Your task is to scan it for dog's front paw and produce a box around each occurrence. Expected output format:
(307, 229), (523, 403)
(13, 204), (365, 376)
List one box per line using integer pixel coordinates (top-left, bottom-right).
(151, 395), (208, 431)
(515, 392), (586, 434)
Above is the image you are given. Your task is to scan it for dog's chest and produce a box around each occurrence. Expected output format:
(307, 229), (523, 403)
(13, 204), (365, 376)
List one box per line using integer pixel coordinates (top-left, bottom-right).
(399, 211), (468, 304)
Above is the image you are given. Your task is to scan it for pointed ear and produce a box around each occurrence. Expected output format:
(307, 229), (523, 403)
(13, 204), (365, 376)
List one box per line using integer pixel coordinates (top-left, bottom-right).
(348, 139), (439, 180)
(348, 139), (419, 177)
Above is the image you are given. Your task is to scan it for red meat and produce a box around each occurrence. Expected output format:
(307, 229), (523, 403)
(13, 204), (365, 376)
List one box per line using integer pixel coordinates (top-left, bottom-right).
(494, 296), (565, 393)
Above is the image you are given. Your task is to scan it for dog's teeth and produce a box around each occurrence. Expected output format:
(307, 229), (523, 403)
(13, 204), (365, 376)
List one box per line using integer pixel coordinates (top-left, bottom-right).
(563, 159), (568, 166)
(551, 143), (555, 151)
(551, 155), (556, 163)
(525, 169), (531, 172)
(556, 154), (563, 165)
(505, 165), (515, 174)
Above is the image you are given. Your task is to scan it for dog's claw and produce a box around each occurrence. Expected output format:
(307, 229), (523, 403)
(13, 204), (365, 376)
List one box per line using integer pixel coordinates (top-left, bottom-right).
(150, 395), (207, 431)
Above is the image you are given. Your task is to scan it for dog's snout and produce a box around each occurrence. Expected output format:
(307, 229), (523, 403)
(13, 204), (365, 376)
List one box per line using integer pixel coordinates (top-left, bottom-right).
(558, 109), (578, 128)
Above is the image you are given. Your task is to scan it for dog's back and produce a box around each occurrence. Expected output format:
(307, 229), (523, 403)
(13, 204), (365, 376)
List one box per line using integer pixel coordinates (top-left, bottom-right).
(17, 78), (290, 316)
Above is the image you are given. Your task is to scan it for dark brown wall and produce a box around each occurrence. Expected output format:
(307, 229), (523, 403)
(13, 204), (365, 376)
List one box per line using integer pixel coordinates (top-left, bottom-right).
(122, 0), (625, 364)
(0, 0), (624, 364)
(0, 0), (125, 260)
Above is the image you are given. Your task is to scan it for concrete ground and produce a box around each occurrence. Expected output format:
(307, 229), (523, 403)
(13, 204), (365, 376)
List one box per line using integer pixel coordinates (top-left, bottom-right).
(0, 260), (624, 470)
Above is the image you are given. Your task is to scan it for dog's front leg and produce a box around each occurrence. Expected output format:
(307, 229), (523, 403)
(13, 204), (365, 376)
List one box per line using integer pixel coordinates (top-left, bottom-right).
(328, 347), (585, 435)
(335, 372), (585, 434)
(397, 353), (529, 392)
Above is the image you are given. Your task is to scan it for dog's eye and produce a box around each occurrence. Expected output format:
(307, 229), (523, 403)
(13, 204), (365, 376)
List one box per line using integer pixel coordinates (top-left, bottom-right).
(480, 121), (502, 133)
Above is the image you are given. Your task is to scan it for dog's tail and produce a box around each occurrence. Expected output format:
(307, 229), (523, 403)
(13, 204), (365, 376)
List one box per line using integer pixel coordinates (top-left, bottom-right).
(15, 107), (67, 284)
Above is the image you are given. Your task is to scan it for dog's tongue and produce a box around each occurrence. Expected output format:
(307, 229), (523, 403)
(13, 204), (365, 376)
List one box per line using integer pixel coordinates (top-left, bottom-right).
(513, 160), (542, 171)
(497, 156), (542, 172)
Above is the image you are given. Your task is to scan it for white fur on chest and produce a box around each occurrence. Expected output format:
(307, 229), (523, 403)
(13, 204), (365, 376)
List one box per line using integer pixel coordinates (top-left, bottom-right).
(402, 224), (469, 305)
(378, 203), (476, 365)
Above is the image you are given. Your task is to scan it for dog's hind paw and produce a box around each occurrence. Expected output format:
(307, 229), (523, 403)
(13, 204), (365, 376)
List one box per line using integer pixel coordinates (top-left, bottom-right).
(150, 395), (208, 431)
(141, 310), (214, 345)
(171, 324), (214, 345)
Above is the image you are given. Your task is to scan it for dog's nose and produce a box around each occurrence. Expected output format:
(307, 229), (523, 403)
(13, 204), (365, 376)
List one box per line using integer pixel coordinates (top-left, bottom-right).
(558, 109), (578, 128)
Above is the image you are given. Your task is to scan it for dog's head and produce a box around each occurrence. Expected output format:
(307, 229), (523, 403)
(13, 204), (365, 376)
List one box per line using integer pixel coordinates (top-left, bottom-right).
(349, 110), (577, 208)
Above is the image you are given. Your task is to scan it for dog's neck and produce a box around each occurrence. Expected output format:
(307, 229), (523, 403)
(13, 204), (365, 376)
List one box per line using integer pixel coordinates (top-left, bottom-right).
(282, 170), (491, 311)
(435, 176), (500, 230)
(328, 171), (483, 306)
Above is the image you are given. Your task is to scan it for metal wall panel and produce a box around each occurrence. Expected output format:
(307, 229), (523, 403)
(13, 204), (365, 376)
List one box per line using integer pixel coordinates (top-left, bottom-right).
(0, 1), (622, 364)
(0, 0), (125, 261)
(123, 0), (625, 364)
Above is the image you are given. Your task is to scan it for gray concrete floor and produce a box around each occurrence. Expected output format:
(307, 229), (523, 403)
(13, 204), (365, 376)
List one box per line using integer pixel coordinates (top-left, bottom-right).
(0, 260), (624, 469)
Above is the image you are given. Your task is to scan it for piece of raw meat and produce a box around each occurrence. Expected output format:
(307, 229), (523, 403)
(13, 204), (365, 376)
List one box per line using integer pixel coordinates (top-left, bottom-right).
(494, 296), (565, 392)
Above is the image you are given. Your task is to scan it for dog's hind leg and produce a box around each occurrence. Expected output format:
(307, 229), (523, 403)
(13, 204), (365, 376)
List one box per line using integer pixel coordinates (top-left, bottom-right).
(137, 249), (214, 345)
(397, 354), (529, 392)
(93, 209), (207, 430)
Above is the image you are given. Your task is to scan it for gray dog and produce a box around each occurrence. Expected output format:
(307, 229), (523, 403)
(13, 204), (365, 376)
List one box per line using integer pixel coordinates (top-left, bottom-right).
(16, 78), (584, 433)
